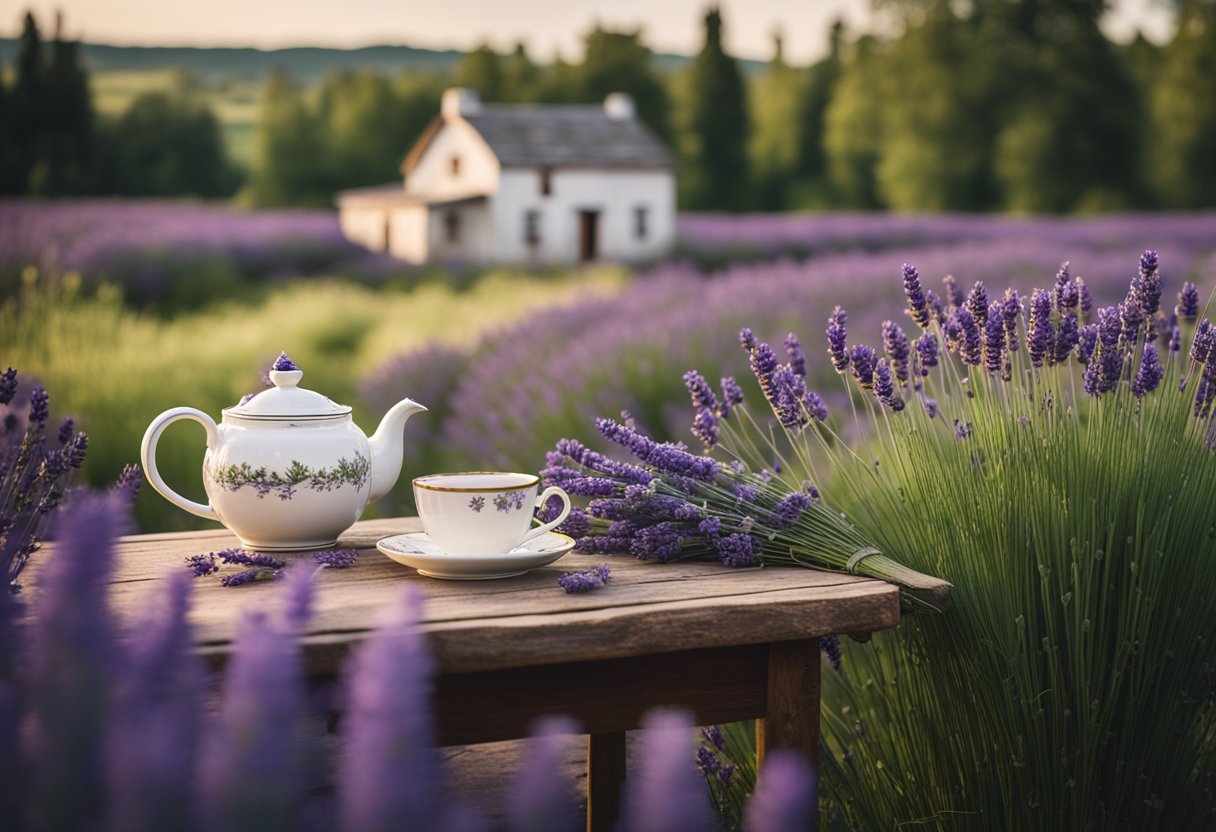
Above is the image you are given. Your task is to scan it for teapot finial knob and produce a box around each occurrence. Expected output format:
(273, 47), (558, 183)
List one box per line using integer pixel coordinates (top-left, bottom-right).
(268, 352), (302, 388)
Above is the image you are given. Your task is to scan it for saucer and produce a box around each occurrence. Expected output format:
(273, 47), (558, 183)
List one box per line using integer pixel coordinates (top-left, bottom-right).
(376, 531), (576, 580)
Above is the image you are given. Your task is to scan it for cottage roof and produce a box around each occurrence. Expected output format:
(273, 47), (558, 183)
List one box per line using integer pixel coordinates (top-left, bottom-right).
(402, 101), (675, 174)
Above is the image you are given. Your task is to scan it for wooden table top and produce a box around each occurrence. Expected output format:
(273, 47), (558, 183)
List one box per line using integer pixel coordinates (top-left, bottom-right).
(58, 516), (900, 677)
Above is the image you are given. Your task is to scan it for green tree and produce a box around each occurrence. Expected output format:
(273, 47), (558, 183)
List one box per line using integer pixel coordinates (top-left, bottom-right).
(504, 43), (541, 102)
(823, 35), (885, 208)
(683, 7), (749, 210)
(2, 12), (46, 193)
(36, 13), (95, 194)
(1151, 1), (1216, 208)
(453, 44), (506, 101)
(243, 70), (330, 207)
(748, 31), (805, 209)
(321, 71), (413, 188)
(103, 79), (236, 197)
(792, 20), (845, 207)
(577, 26), (672, 142)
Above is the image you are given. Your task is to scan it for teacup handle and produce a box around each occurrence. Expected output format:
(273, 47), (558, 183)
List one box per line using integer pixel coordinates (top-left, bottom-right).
(140, 407), (220, 522)
(520, 486), (572, 545)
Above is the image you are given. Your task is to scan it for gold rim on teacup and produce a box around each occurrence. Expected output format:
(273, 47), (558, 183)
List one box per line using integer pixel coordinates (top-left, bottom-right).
(413, 472), (541, 493)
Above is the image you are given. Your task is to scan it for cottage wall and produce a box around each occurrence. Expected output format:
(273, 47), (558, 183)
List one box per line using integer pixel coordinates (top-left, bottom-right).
(405, 121), (499, 200)
(493, 168), (675, 265)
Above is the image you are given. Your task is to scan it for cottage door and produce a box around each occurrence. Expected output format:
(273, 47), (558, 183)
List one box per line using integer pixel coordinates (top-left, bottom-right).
(578, 210), (600, 262)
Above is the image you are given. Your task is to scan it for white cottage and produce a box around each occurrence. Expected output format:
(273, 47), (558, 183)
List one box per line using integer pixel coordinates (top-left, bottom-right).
(336, 88), (676, 265)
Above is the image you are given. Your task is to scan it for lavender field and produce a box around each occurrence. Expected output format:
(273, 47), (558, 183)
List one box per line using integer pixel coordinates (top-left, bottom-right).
(4, 200), (1216, 529)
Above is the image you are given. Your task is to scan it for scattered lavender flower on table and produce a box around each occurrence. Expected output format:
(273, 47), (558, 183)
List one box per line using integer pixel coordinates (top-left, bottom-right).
(271, 352), (299, 371)
(902, 263), (931, 329)
(1177, 281), (1200, 320)
(558, 564), (612, 593)
(220, 568), (278, 587)
(220, 549), (286, 569)
(743, 751), (817, 832)
(621, 709), (717, 832)
(185, 553), (219, 577)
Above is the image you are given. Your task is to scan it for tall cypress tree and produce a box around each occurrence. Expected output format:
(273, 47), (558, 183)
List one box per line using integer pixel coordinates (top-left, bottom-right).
(5, 12), (45, 193)
(39, 12), (95, 194)
(684, 7), (748, 210)
(1152, 0), (1216, 208)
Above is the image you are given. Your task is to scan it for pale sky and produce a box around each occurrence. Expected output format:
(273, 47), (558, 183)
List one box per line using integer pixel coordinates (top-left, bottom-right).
(15, 0), (1176, 64)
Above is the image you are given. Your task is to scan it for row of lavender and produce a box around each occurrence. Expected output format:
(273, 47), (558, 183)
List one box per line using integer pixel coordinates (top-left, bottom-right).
(364, 224), (1216, 495)
(0, 490), (810, 831)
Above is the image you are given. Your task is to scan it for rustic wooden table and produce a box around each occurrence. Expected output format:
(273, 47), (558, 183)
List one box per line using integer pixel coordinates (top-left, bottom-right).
(101, 516), (900, 831)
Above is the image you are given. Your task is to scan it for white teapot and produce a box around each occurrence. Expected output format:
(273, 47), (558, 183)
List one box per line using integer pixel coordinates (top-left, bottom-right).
(141, 353), (426, 551)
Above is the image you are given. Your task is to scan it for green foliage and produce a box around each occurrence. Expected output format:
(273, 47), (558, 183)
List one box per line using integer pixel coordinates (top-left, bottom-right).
(0, 265), (625, 531)
(1152, 2), (1216, 208)
(823, 36), (885, 209)
(682, 8), (749, 211)
(747, 34), (805, 210)
(242, 70), (332, 207)
(579, 27), (673, 143)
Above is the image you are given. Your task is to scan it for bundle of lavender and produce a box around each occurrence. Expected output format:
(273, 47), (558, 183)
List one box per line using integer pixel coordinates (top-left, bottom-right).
(541, 412), (952, 612)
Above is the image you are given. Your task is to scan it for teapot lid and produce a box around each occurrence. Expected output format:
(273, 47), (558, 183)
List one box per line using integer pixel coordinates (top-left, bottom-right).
(225, 353), (351, 421)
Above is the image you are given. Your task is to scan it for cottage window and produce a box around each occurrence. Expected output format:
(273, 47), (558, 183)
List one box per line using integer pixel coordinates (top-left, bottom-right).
(524, 210), (541, 246)
(444, 211), (460, 243)
(634, 206), (649, 240)
(450, 155), (461, 177)
(539, 168), (552, 196)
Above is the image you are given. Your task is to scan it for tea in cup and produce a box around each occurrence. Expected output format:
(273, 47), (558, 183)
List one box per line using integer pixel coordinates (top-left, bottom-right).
(413, 472), (571, 555)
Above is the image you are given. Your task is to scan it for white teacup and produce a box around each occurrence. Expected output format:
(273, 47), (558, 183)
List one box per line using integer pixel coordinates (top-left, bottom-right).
(412, 472), (572, 555)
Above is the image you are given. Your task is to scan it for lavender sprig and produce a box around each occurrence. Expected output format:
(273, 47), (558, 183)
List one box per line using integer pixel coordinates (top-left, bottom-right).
(902, 263), (931, 329)
(882, 320), (910, 383)
(557, 564), (612, 593)
(271, 352), (299, 371)
(315, 549), (358, 569)
(826, 306), (850, 373)
(965, 281), (988, 328)
(1177, 282), (1200, 321)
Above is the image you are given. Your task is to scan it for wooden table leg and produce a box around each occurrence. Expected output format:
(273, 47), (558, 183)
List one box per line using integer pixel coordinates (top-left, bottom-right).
(587, 731), (627, 832)
(756, 638), (821, 830)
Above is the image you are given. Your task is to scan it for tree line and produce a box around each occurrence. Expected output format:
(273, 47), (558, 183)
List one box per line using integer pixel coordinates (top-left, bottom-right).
(3, 2), (1215, 211)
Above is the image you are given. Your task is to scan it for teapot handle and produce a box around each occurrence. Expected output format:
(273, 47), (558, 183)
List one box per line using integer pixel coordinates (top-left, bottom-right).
(140, 407), (221, 522)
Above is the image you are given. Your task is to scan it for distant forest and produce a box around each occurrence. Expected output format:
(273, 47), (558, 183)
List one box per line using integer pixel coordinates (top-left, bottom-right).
(2, 2), (1215, 212)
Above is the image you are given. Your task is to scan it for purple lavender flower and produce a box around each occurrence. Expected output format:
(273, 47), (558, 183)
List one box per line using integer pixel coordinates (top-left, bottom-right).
(698, 517), (721, 537)
(926, 289), (947, 325)
(64, 432), (88, 469)
(1054, 262), (1079, 312)
(914, 333), (939, 375)
(743, 751), (816, 832)
(56, 417), (73, 444)
(0, 368), (15, 404)
(771, 493), (812, 528)
(1078, 277), (1094, 318)
(720, 376), (744, 418)
(548, 438), (653, 487)
(1191, 319), (1213, 365)
(631, 523), (686, 562)
(621, 709), (717, 832)
(218, 548), (287, 569)
(902, 263), (931, 329)
(315, 549), (358, 569)
(984, 301), (1005, 375)
(1121, 296), (1145, 345)
(923, 398), (939, 419)
(715, 533), (756, 568)
(702, 725), (726, 751)
(108, 571), (204, 832)
(29, 387), (49, 426)
(338, 586), (442, 832)
(953, 308), (982, 367)
(1054, 313), (1080, 366)
(185, 553), (219, 577)
(691, 407), (719, 448)
(849, 344), (877, 390)
(1177, 281), (1200, 320)
(1027, 289), (1054, 368)
(803, 481), (821, 500)
(769, 365), (808, 431)
(803, 390), (828, 422)
(750, 342), (779, 399)
(1195, 362), (1216, 418)
(739, 327), (756, 351)
(873, 360), (906, 411)
(556, 507), (592, 537)
(784, 333), (807, 378)
(29, 493), (124, 831)
(822, 634), (843, 670)
(1003, 289), (1023, 352)
(1085, 306), (1125, 396)
(966, 281), (988, 327)
(882, 320), (910, 383)
(596, 419), (718, 482)
(1132, 344), (1164, 398)
(507, 716), (580, 832)
(1169, 325), (1182, 353)
(942, 274), (965, 308)
(826, 306), (849, 373)
(271, 351), (299, 371)
(220, 568), (278, 586)
(1076, 323), (1099, 365)
(1138, 249), (1162, 317)
(683, 370), (718, 412)
(558, 564), (612, 593)
(954, 419), (971, 439)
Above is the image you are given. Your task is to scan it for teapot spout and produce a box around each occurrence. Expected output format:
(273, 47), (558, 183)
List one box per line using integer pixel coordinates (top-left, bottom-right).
(366, 398), (428, 504)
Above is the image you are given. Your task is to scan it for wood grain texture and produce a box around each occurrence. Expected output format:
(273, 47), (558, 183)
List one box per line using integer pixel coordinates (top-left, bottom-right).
(27, 516), (900, 677)
(587, 732), (626, 832)
(757, 639), (822, 832)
